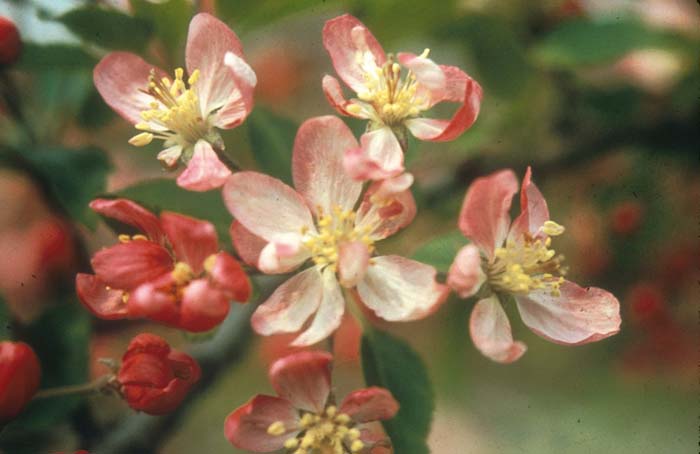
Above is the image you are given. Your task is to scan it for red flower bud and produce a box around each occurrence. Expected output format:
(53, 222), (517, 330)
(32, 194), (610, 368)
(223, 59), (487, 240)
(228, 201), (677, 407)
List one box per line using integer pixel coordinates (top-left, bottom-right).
(0, 16), (21, 66)
(0, 341), (41, 423)
(610, 200), (644, 235)
(118, 333), (200, 415)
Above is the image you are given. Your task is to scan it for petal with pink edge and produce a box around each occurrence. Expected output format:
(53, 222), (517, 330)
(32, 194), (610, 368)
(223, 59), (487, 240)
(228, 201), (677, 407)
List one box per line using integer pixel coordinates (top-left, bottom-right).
(447, 244), (486, 298)
(458, 169), (518, 260)
(209, 252), (251, 302)
(75, 273), (128, 319)
(338, 241), (370, 288)
(179, 279), (230, 332)
(340, 387), (399, 423)
(93, 52), (163, 125)
(292, 116), (362, 216)
(470, 296), (527, 363)
(291, 268), (345, 347)
(269, 350), (333, 413)
(344, 128), (404, 181)
(357, 256), (448, 321)
(223, 171), (314, 242)
(397, 52), (446, 97)
(160, 211), (218, 273)
(252, 267), (323, 336)
(230, 221), (266, 269)
(214, 51), (256, 129)
(404, 77), (482, 142)
(508, 166), (550, 242)
(322, 75), (353, 117)
(516, 281), (621, 345)
(185, 13), (248, 122)
(89, 198), (164, 244)
(177, 140), (232, 192)
(91, 241), (172, 290)
(258, 236), (309, 275)
(126, 278), (180, 326)
(224, 395), (299, 452)
(356, 179), (416, 241)
(322, 14), (386, 93)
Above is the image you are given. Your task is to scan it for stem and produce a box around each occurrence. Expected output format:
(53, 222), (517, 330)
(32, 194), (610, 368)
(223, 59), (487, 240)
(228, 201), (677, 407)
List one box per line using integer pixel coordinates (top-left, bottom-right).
(210, 141), (241, 172)
(34, 375), (115, 400)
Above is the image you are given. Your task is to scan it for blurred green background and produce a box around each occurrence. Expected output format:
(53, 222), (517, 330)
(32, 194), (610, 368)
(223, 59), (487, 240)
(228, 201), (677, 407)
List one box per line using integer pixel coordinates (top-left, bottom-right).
(0, 0), (697, 453)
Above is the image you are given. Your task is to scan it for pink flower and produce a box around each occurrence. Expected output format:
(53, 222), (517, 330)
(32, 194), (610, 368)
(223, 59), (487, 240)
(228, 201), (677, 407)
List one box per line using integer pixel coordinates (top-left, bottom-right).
(447, 168), (621, 363)
(322, 14), (482, 181)
(224, 351), (398, 452)
(76, 198), (251, 332)
(224, 116), (447, 346)
(93, 13), (256, 191)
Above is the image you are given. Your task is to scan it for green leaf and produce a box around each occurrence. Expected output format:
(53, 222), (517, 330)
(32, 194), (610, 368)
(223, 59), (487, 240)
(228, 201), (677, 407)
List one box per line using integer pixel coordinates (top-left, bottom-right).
(131, 0), (193, 64)
(217, 0), (329, 31)
(361, 328), (434, 454)
(411, 231), (467, 273)
(247, 108), (297, 185)
(23, 147), (112, 229)
(115, 178), (231, 239)
(533, 18), (677, 68)
(57, 5), (154, 52)
(16, 43), (97, 71)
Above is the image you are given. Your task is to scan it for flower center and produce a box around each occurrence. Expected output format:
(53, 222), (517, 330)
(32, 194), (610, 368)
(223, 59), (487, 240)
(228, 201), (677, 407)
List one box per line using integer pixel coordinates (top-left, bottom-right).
(488, 221), (567, 296)
(302, 206), (374, 272)
(129, 68), (208, 148)
(347, 50), (431, 126)
(268, 405), (365, 454)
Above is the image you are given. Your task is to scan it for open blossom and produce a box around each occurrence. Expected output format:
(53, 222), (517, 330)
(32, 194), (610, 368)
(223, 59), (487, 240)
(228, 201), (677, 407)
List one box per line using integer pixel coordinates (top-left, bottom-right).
(322, 14), (482, 181)
(0, 341), (41, 423)
(447, 168), (621, 363)
(93, 13), (256, 191)
(224, 116), (447, 346)
(225, 351), (398, 453)
(76, 198), (251, 332)
(118, 333), (200, 415)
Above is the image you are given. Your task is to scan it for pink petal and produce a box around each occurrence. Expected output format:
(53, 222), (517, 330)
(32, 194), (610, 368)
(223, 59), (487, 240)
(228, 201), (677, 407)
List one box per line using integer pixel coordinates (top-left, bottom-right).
(356, 179), (416, 241)
(91, 241), (173, 290)
(338, 241), (370, 288)
(292, 116), (362, 216)
(322, 75), (353, 117)
(230, 221), (266, 269)
(251, 267), (323, 336)
(93, 52), (163, 124)
(470, 296), (527, 363)
(127, 278), (180, 326)
(258, 237), (309, 275)
(75, 273), (128, 319)
(322, 14), (386, 94)
(269, 350), (333, 413)
(397, 52), (446, 96)
(516, 281), (621, 345)
(508, 166), (550, 242)
(340, 387), (399, 423)
(179, 278), (230, 332)
(344, 128), (404, 181)
(447, 244), (486, 298)
(89, 198), (164, 244)
(458, 169), (518, 260)
(356, 256), (448, 321)
(185, 13), (247, 122)
(213, 51), (257, 129)
(404, 76), (482, 142)
(224, 394), (299, 452)
(209, 252), (251, 302)
(223, 171), (314, 242)
(157, 145), (182, 168)
(291, 268), (345, 347)
(159, 211), (218, 273)
(176, 140), (232, 192)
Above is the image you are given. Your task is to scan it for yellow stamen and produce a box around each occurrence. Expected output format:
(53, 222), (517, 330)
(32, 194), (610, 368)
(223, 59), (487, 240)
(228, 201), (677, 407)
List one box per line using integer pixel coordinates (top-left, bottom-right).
(128, 132), (154, 147)
(171, 261), (194, 286)
(280, 407), (360, 454)
(267, 421), (286, 436)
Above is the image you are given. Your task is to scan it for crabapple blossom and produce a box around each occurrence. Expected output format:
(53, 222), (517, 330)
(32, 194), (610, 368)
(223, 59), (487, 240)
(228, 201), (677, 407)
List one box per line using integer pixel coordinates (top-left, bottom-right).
(118, 333), (200, 415)
(447, 167), (621, 363)
(224, 351), (398, 453)
(322, 14), (482, 181)
(93, 13), (256, 191)
(0, 341), (41, 423)
(224, 116), (447, 346)
(76, 198), (251, 332)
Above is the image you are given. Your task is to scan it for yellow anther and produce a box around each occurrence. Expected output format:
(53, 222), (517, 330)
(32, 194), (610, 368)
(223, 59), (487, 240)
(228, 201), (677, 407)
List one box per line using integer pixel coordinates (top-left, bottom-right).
(121, 292), (129, 303)
(128, 132), (154, 147)
(347, 104), (363, 115)
(203, 254), (217, 274)
(174, 67), (184, 80)
(351, 440), (365, 452)
(118, 234), (131, 243)
(171, 261), (194, 286)
(132, 234), (148, 241)
(266, 421), (286, 436)
(348, 428), (361, 439)
(325, 406), (337, 417)
(284, 438), (300, 449)
(419, 48), (430, 58)
(188, 69), (200, 85)
(335, 413), (351, 425)
(541, 220), (565, 236)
